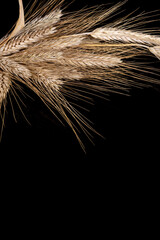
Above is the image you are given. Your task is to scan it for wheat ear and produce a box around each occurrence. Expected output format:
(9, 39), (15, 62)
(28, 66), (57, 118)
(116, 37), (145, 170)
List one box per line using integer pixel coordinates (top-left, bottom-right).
(89, 28), (160, 58)
(0, 0), (160, 150)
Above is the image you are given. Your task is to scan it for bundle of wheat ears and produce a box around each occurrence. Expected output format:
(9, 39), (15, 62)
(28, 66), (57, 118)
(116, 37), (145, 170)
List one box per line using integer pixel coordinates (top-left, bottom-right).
(0, 0), (160, 149)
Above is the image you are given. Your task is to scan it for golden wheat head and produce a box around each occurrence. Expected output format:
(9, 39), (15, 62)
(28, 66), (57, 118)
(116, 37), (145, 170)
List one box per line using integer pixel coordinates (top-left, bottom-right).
(0, 0), (160, 150)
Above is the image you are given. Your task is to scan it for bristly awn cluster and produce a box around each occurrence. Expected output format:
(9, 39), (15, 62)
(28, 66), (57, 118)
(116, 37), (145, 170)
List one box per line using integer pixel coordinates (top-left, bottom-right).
(0, 0), (160, 151)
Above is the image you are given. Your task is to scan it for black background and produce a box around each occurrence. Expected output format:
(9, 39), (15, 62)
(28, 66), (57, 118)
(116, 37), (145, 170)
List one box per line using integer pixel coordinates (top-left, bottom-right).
(0, 0), (160, 164)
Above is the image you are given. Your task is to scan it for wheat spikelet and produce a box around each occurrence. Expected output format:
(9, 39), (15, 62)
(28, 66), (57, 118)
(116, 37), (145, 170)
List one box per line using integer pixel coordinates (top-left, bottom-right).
(0, 72), (11, 106)
(0, 0), (160, 150)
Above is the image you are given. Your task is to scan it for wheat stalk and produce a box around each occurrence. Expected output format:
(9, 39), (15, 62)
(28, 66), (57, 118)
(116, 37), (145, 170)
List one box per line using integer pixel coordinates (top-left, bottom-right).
(0, 0), (160, 150)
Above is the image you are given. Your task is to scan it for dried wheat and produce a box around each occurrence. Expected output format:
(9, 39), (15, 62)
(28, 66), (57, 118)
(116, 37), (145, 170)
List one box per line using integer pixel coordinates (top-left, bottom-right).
(0, 0), (160, 150)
